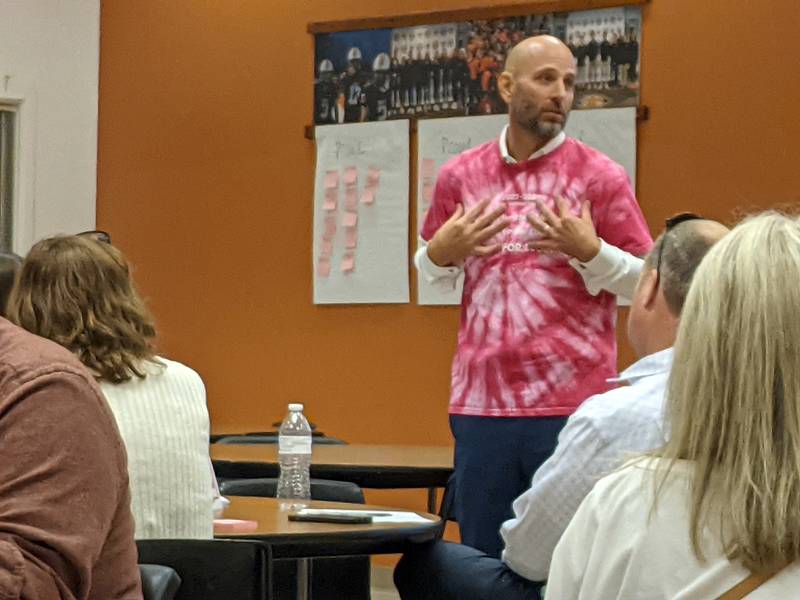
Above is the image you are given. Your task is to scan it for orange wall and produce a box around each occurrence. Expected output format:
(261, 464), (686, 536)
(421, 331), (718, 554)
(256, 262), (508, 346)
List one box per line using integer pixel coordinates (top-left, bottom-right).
(97, 0), (800, 450)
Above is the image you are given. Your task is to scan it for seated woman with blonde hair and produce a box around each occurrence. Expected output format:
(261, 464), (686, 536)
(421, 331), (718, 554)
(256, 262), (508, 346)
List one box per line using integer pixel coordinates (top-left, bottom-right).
(545, 212), (800, 599)
(8, 235), (213, 539)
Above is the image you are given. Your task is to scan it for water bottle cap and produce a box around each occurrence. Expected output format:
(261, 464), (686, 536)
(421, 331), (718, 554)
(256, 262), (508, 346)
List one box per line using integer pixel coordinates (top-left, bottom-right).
(288, 403), (304, 412)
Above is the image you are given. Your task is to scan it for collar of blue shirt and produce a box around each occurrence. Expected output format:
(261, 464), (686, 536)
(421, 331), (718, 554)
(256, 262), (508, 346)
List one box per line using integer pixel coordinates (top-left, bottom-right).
(607, 347), (674, 386)
(498, 125), (566, 164)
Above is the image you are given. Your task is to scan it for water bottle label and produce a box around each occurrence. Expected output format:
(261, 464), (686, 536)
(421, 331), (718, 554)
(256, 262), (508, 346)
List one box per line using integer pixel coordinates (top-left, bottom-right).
(278, 435), (311, 454)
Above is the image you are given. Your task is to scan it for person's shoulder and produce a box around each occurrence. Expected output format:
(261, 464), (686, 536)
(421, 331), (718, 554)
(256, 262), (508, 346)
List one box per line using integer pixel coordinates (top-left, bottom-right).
(154, 356), (201, 379)
(568, 378), (666, 442)
(590, 456), (664, 502)
(0, 318), (92, 389)
(155, 357), (206, 390)
(0, 320), (122, 445)
(572, 381), (657, 424)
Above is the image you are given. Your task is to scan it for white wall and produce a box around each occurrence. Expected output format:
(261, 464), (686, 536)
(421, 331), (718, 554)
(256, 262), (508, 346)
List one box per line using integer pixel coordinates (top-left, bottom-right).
(0, 0), (100, 253)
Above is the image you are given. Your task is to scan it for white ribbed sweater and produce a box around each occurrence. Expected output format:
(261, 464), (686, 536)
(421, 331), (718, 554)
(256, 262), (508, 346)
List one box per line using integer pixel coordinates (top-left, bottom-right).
(100, 357), (213, 539)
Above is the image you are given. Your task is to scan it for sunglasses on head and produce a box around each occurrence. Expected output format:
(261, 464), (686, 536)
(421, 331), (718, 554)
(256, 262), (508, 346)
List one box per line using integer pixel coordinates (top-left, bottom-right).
(76, 230), (112, 244)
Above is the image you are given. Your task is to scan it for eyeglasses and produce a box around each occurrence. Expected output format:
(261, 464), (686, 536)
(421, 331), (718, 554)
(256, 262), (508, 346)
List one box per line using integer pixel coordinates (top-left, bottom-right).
(655, 212), (702, 286)
(76, 230), (112, 244)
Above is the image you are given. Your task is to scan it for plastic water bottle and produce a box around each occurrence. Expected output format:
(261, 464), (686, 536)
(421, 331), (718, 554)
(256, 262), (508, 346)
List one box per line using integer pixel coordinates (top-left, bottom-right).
(276, 403), (312, 509)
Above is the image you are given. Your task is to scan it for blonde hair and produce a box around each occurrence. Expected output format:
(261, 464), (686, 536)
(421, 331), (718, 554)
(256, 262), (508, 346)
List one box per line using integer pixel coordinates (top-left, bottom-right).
(8, 235), (160, 383)
(654, 212), (800, 572)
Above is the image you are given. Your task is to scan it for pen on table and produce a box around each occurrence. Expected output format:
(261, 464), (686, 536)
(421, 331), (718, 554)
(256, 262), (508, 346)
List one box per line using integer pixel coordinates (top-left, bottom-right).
(297, 510), (394, 517)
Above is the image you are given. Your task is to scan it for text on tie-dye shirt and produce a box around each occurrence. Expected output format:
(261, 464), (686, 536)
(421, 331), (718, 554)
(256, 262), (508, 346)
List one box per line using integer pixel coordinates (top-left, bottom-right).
(421, 137), (652, 417)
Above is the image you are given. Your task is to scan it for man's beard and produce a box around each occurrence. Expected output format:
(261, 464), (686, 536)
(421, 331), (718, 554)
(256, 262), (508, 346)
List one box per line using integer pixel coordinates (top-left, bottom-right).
(515, 106), (568, 139)
(531, 118), (564, 138)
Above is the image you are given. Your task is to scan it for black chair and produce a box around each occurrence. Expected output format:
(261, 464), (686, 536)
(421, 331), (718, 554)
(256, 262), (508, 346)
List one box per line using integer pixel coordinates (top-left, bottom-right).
(270, 420), (319, 431)
(211, 422), (330, 443)
(137, 539), (272, 600)
(219, 478), (364, 503)
(214, 435), (347, 445)
(211, 430), (330, 443)
(439, 473), (457, 521)
(219, 478), (369, 600)
(139, 564), (181, 600)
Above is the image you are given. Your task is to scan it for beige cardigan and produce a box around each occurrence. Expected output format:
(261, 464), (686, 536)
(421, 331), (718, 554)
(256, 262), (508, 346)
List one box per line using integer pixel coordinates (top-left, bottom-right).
(101, 357), (214, 539)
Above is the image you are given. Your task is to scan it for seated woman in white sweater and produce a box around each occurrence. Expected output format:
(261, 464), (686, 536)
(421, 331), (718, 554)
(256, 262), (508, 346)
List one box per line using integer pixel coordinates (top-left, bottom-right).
(8, 235), (213, 539)
(545, 212), (800, 599)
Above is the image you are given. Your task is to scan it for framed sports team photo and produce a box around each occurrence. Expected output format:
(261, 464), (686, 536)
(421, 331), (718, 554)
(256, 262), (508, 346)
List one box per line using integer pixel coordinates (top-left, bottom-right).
(313, 6), (641, 124)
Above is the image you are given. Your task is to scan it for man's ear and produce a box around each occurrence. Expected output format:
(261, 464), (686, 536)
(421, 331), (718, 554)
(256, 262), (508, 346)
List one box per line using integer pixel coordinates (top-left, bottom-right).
(498, 71), (514, 105)
(639, 268), (660, 310)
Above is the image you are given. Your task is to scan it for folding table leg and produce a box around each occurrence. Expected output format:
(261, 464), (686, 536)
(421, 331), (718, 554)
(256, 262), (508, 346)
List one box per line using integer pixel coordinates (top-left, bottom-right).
(296, 558), (311, 600)
(427, 487), (437, 513)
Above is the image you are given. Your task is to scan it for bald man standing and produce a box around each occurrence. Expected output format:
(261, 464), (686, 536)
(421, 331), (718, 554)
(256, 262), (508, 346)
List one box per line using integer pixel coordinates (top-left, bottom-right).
(415, 35), (651, 557)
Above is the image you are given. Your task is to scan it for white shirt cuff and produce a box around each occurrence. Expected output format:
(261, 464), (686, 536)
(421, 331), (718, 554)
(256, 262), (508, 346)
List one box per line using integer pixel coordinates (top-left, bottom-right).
(415, 243), (462, 284)
(568, 239), (642, 303)
(569, 239), (619, 278)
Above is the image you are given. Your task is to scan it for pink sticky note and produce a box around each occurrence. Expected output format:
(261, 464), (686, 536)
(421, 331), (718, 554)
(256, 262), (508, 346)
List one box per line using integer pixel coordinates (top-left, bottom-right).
(345, 228), (358, 249)
(323, 189), (337, 211)
(366, 166), (381, 185)
(323, 215), (337, 240)
(421, 158), (436, 179)
(317, 256), (331, 278)
(320, 239), (333, 257)
(342, 212), (358, 228)
(214, 519), (259, 533)
(340, 253), (355, 273)
(345, 187), (358, 211)
(344, 166), (358, 185)
(422, 183), (434, 204)
(360, 188), (375, 205)
(323, 170), (339, 189)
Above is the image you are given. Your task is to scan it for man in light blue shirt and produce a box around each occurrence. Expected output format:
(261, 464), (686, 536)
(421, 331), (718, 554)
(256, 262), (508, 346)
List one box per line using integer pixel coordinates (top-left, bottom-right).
(395, 215), (729, 600)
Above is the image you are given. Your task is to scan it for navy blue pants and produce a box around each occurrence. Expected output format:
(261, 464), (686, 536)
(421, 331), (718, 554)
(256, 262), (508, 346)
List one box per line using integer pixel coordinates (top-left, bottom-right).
(394, 540), (543, 600)
(448, 414), (567, 558)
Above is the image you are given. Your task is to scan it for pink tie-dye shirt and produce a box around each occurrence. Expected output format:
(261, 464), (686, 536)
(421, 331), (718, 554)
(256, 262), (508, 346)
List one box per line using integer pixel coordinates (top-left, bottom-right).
(421, 137), (652, 417)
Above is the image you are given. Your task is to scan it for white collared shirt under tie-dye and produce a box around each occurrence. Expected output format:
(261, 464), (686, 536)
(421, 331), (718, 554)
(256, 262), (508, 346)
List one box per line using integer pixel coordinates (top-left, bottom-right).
(420, 137), (652, 418)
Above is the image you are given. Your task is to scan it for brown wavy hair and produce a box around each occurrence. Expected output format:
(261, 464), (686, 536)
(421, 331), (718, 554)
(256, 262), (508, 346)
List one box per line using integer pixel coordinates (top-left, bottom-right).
(7, 235), (160, 383)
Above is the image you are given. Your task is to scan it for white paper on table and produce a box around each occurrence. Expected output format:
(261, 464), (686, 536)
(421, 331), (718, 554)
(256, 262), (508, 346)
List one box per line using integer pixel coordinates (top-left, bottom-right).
(294, 508), (434, 524)
(313, 120), (410, 304)
(414, 108), (638, 306)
